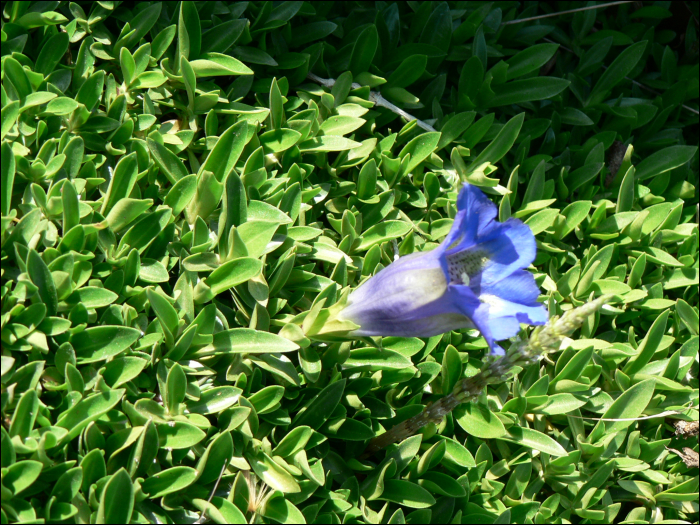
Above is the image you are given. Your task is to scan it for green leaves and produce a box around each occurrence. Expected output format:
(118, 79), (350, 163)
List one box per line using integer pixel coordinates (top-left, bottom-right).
(76, 71), (105, 112)
(35, 32), (70, 76)
(196, 328), (299, 356)
(398, 132), (441, 174)
(293, 379), (346, 429)
(1, 101), (19, 140)
(56, 390), (126, 442)
(488, 78), (571, 107)
(97, 469), (134, 524)
(178, 1), (201, 63)
(379, 479), (436, 508)
(71, 326), (141, 363)
(349, 26), (379, 76)
(506, 44), (559, 80)
(26, 249), (58, 316)
(142, 466), (197, 498)
(189, 53), (254, 77)
(598, 379), (656, 434)
(456, 404), (506, 439)
(197, 257), (263, 301)
(1, 2), (697, 523)
(3, 460), (43, 497)
(587, 41), (647, 105)
(199, 121), (249, 182)
(634, 145), (698, 181)
(100, 153), (138, 216)
(147, 138), (189, 183)
(471, 113), (524, 167)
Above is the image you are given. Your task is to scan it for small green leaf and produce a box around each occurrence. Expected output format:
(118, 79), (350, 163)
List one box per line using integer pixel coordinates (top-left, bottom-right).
(196, 329), (298, 356)
(502, 427), (568, 456)
(56, 390), (126, 443)
(71, 326), (141, 363)
(3, 460), (43, 496)
(599, 379), (656, 434)
(588, 41), (647, 105)
(97, 469), (134, 525)
(624, 311), (670, 375)
(1, 141), (16, 216)
(166, 363), (187, 415)
(26, 249), (58, 316)
(293, 379), (346, 429)
(634, 145), (698, 181)
(358, 221), (412, 250)
(185, 387), (242, 414)
(488, 78), (570, 107)
(349, 25), (378, 76)
(190, 53), (254, 77)
(506, 43), (559, 80)
(455, 404), (506, 439)
(141, 466), (197, 498)
(157, 421), (206, 449)
(378, 479), (436, 509)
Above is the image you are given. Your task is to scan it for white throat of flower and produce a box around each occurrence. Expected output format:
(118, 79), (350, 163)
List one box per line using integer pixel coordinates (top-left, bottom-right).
(446, 248), (489, 285)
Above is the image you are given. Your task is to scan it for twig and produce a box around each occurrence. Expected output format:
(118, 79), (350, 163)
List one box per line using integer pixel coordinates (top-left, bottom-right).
(567, 410), (690, 422)
(666, 446), (699, 468)
(306, 73), (436, 132)
(502, 1), (635, 25)
(194, 463), (227, 524)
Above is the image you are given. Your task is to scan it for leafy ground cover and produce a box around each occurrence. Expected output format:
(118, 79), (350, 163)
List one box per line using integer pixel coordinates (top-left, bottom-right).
(1, 1), (699, 523)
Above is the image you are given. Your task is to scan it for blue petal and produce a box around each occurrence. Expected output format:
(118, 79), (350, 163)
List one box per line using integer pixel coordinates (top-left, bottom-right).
(455, 183), (498, 240)
(439, 209), (468, 253)
(467, 218), (536, 286)
(348, 311), (473, 338)
(477, 295), (548, 339)
(438, 184), (498, 254)
(475, 269), (542, 306)
(341, 250), (460, 337)
(446, 279), (547, 355)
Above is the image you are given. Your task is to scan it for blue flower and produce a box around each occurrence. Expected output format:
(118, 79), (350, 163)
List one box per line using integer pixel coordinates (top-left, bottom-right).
(339, 183), (548, 355)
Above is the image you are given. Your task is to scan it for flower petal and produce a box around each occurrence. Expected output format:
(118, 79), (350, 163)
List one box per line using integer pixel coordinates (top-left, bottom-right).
(455, 183), (498, 240)
(341, 251), (453, 337)
(446, 280), (547, 355)
(469, 218), (536, 286)
(439, 184), (498, 254)
(475, 269), (542, 306)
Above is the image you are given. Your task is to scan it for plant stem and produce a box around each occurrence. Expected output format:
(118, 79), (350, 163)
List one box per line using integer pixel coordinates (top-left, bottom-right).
(365, 296), (612, 453)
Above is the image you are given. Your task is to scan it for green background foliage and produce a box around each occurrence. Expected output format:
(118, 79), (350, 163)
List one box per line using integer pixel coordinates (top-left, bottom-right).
(1, 1), (698, 523)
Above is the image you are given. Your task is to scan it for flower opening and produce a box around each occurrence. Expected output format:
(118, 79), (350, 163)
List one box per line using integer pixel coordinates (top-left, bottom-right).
(339, 183), (548, 355)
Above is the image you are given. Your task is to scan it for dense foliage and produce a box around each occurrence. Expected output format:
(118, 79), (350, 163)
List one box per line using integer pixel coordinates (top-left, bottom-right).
(1, 1), (698, 524)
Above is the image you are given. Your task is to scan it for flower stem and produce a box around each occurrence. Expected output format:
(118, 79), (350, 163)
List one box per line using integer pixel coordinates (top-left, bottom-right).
(365, 296), (612, 453)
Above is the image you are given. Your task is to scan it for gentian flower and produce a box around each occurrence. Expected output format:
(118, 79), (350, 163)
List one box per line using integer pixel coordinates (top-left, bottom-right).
(338, 183), (548, 355)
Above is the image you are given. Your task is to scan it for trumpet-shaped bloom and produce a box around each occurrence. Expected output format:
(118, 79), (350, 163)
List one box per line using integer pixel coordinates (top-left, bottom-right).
(339, 183), (548, 355)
